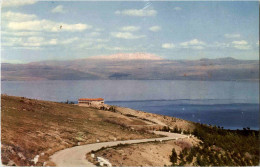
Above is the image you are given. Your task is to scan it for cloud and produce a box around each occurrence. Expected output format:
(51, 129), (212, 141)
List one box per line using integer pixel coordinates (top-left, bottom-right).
(2, 36), (79, 48)
(76, 37), (110, 49)
(78, 42), (129, 51)
(22, 38), (58, 47)
(2, 0), (36, 7)
(232, 40), (248, 45)
(111, 32), (145, 39)
(232, 40), (251, 50)
(89, 32), (101, 37)
(2, 11), (37, 21)
(8, 20), (91, 32)
(180, 39), (206, 46)
(192, 46), (204, 50)
(94, 38), (109, 43)
(60, 37), (79, 44)
(3, 11), (91, 32)
(213, 42), (230, 48)
(224, 33), (241, 38)
(103, 46), (130, 51)
(2, 37), (23, 46)
(120, 26), (140, 32)
(149, 26), (161, 32)
(1, 31), (41, 37)
(180, 39), (206, 49)
(174, 7), (182, 11)
(212, 41), (253, 50)
(115, 9), (157, 17)
(257, 41), (259, 46)
(48, 39), (58, 45)
(2, 36), (54, 47)
(162, 43), (175, 49)
(95, 28), (104, 32)
(233, 45), (251, 50)
(11, 46), (41, 50)
(27, 36), (44, 43)
(78, 41), (93, 49)
(81, 38), (109, 43)
(51, 5), (66, 14)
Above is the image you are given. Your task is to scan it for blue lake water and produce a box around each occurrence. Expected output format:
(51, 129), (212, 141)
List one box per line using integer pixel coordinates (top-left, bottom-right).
(1, 80), (259, 130)
(107, 100), (259, 130)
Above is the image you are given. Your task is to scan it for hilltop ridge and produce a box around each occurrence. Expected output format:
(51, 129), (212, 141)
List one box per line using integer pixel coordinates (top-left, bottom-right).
(1, 55), (259, 81)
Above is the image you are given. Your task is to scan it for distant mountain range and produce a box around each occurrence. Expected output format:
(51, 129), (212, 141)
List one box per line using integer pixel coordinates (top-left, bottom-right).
(88, 53), (163, 60)
(1, 53), (259, 81)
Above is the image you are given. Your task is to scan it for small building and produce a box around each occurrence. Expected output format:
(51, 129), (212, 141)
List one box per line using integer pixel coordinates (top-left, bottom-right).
(78, 98), (104, 106)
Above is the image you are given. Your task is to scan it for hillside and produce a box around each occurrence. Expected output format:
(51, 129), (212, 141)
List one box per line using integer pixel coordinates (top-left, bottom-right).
(1, 94), (196, 166)
(1, 54), (259, 81)
(1, 95), (160, 166)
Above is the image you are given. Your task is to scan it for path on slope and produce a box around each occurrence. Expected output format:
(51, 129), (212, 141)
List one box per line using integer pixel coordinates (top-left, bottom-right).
(50, 131), (188, 167)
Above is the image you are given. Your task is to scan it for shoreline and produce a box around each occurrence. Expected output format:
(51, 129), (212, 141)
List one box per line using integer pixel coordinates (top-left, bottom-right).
(75, 100), (259, 131)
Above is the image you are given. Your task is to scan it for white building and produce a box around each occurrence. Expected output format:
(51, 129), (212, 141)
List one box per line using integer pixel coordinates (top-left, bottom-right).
(78, 98), (104, 106)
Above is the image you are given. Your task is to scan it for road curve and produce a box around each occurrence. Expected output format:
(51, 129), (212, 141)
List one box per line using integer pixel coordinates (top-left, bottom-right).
(50, 131), (188, 167)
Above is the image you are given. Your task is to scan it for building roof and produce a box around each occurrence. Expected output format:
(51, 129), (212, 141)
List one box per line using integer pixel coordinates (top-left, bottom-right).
(78, 98), (104, 101)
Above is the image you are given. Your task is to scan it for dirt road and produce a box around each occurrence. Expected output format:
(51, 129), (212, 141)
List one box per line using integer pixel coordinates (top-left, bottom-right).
(50, 131), (188, 166)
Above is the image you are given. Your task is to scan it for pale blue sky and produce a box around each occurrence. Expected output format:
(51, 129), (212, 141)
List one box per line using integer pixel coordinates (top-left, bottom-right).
(1, 0), (259, 63)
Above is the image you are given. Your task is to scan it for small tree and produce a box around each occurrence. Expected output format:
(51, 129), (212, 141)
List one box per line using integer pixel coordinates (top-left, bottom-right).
(162, 126), (170, 132)
(173, 126), (178, 133)
(186, 153), (193, 163)
(170, 148), (178, 165)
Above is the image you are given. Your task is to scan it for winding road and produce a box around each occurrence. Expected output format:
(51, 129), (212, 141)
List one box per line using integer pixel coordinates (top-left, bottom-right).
(50, 131), (188, 167)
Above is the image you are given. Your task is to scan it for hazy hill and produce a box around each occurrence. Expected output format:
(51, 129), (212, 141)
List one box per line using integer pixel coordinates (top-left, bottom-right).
(1, 53), (259, 81)
(1, 63), (99, 81)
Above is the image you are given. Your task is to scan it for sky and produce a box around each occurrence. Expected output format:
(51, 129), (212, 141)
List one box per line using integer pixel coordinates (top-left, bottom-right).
(1, 0), (259, 63)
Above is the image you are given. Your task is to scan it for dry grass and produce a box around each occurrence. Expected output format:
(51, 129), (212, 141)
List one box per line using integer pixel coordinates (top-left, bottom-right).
(1, 95), (157, 166)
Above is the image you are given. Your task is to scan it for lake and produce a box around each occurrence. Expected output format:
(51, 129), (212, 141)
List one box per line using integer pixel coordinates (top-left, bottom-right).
(1, 80), (259, 130)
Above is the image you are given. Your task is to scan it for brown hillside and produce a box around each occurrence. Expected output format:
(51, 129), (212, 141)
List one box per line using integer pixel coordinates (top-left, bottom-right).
(1, 95), (157, 166)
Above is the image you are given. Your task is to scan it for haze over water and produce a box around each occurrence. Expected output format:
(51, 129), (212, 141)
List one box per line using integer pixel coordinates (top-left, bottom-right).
(2, 80), (259, 130)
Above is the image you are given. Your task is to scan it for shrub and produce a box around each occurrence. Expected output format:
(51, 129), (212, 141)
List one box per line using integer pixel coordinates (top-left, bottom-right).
(170, 148), (177, 165)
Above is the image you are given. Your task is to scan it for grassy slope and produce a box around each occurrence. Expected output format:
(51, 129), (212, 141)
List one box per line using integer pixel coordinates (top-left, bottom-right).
(1, 95), (157, 166)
